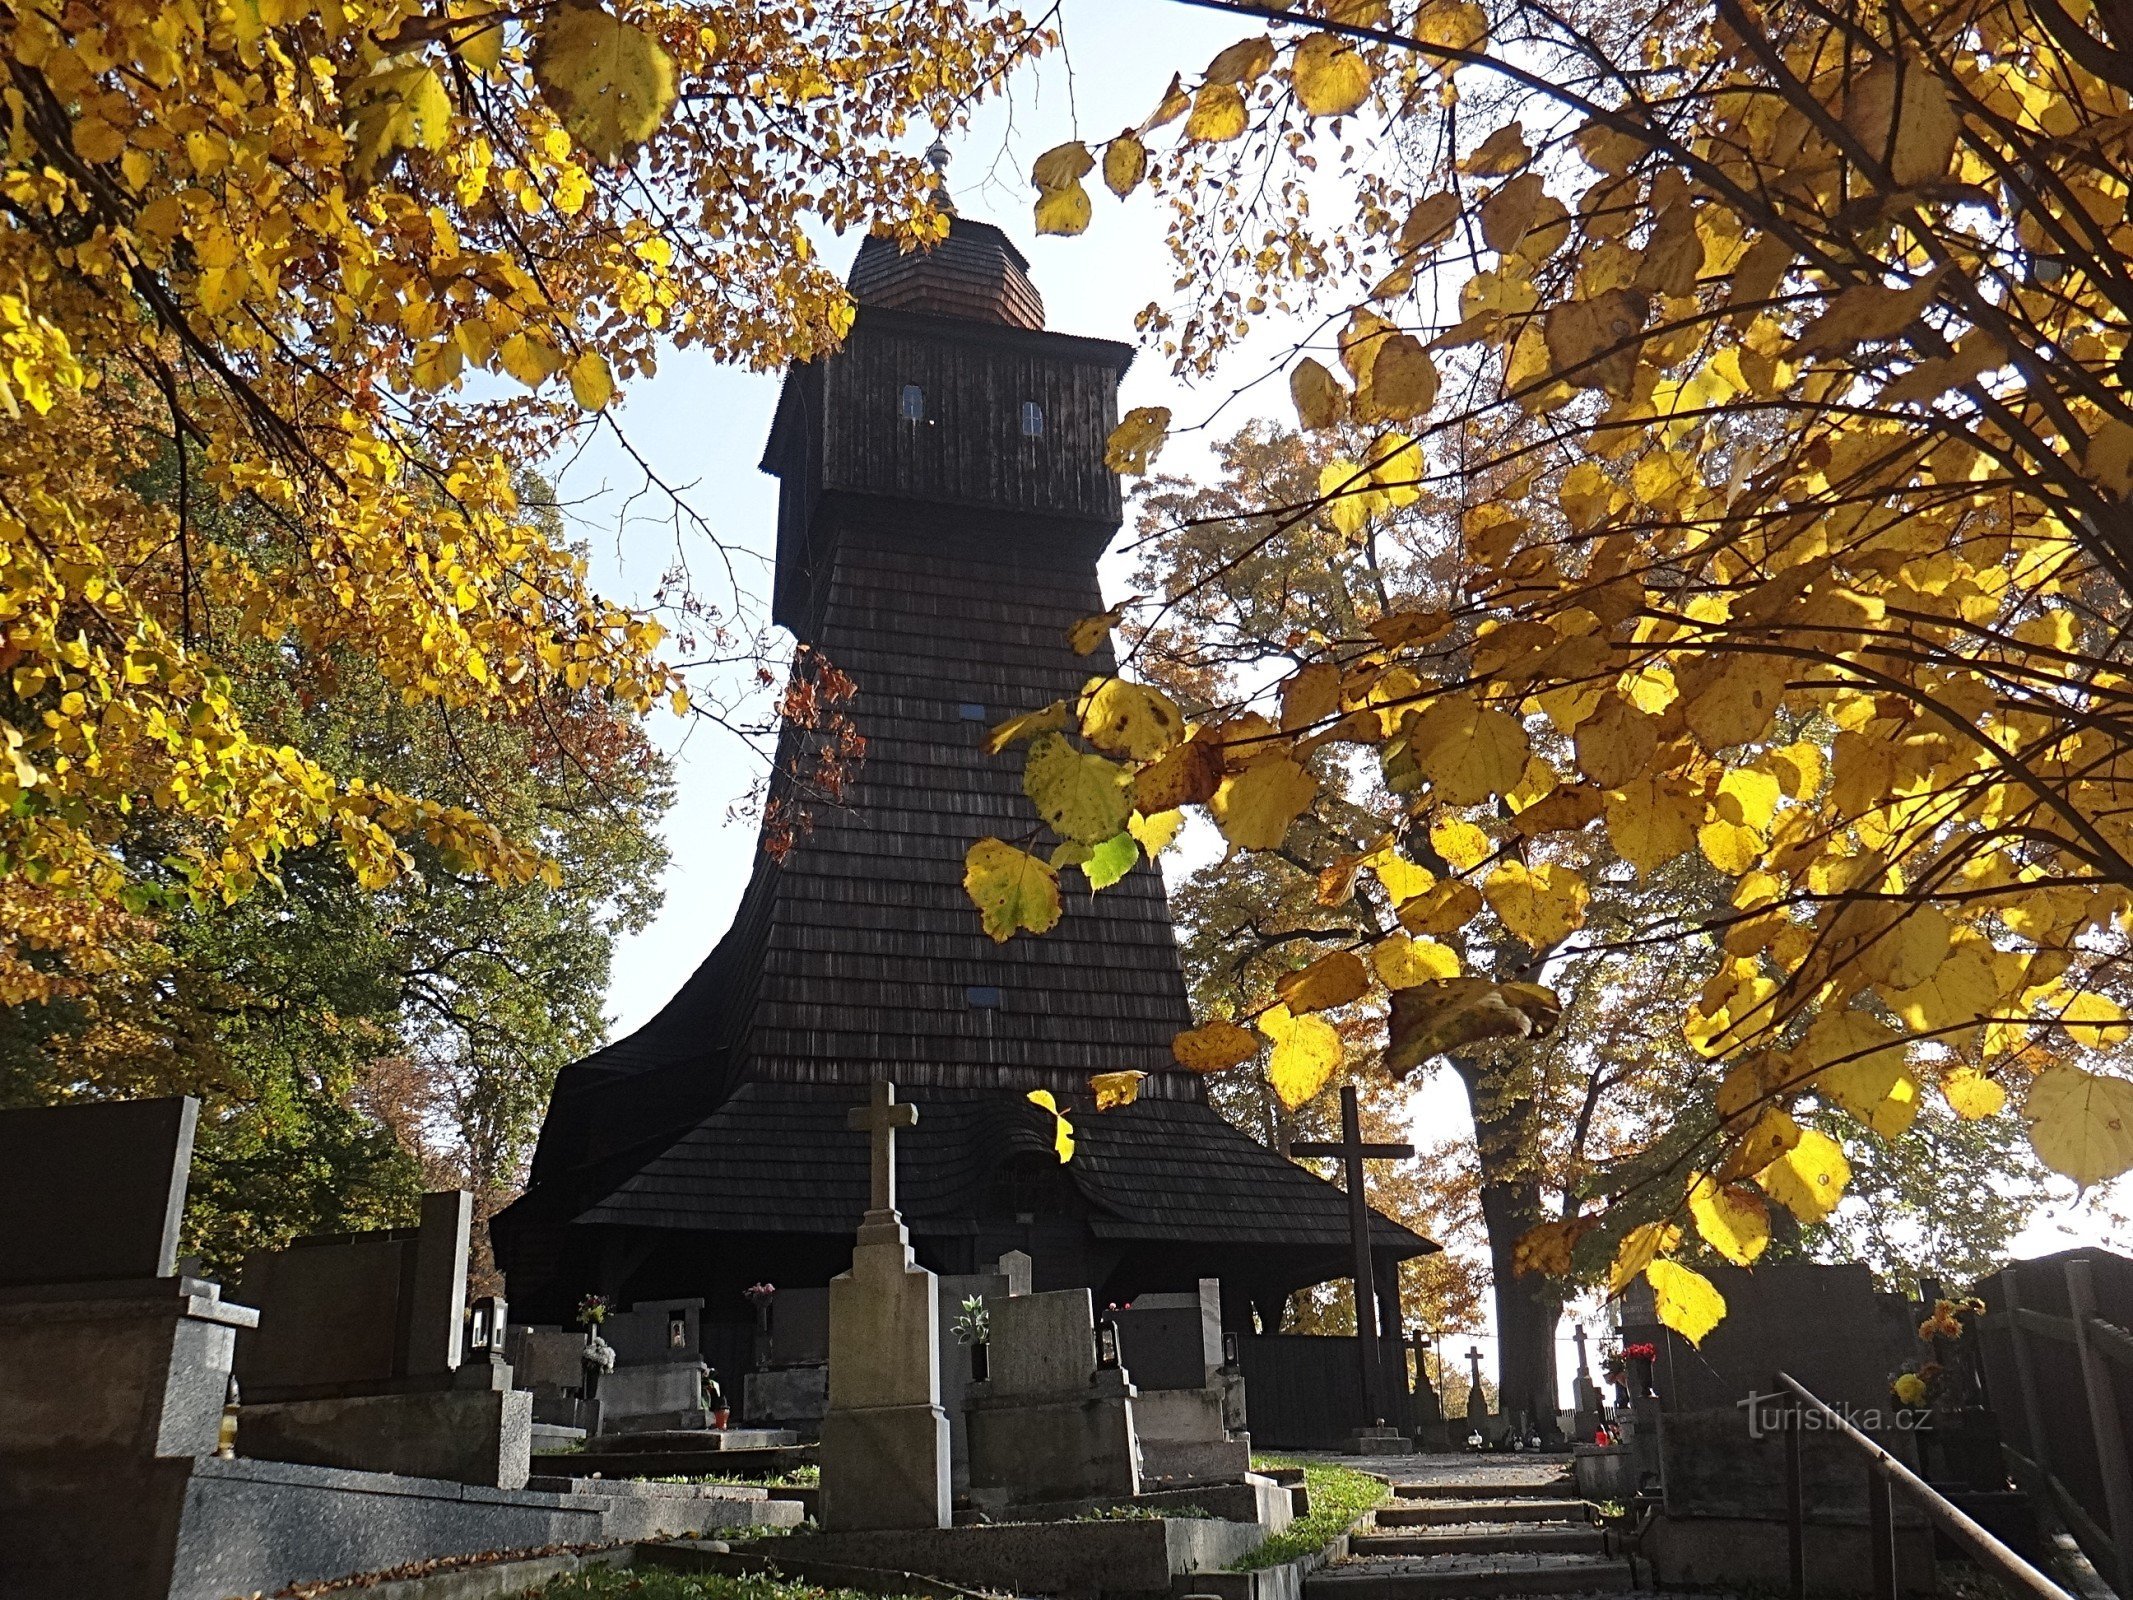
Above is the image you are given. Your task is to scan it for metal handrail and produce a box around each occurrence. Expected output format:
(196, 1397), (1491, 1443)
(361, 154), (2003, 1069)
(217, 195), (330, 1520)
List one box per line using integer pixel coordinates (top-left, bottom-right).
(1771, 1369), (2073, 1600)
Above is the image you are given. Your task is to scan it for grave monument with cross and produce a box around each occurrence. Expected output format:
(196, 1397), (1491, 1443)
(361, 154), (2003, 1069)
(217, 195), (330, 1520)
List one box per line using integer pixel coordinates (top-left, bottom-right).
(819, 1080), (952, 1531)
(1290, 1083), (1416, 1453)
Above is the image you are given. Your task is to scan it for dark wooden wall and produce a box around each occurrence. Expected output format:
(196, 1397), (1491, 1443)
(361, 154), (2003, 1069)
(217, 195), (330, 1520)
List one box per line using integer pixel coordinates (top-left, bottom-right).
(820, 317), (1123, 524)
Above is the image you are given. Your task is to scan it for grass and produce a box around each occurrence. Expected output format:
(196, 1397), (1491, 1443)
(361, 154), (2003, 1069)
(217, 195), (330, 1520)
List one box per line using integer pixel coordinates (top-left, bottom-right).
(1229, 1458), (1389, 1572)
(523, 1568), (913, 1600)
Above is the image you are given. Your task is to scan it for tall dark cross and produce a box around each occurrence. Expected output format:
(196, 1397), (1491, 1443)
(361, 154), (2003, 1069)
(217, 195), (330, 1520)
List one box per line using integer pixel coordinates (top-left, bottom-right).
(1291, 1084), (1414, 1423)
(849, 1080), (918, 1218)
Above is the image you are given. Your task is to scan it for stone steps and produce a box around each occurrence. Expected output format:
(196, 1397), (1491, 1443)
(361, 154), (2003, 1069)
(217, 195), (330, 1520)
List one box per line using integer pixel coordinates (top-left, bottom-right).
(1350, 1526), (1607, 1558)
(1393, 1478), (1579, 1501)
(1374, 1500), (1589, 1527)
(1306, 1552), (1634, 1599)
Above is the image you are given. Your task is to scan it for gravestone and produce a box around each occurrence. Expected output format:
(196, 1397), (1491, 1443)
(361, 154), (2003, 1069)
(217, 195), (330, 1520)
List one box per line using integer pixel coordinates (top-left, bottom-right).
(819, 1082), (952, 1531)
(0, 1096), (198, 1288)
(1463, 1345), (1490, 1434)
(1571, 1325), (1606, 1441)
(1644, 1262), (1934, 1595)
(745, 1287), (831, 1429)
(997, 1249), (1034, 1296)
(938, 1266), (1011, 1494)
(965, 1287), (1141, 1512)
(232, 1191), (533, 1489)
(1113, 1279), (1250, 1487)
(0, 1096), (261, 1600)
(589, 1297), (711, 1433)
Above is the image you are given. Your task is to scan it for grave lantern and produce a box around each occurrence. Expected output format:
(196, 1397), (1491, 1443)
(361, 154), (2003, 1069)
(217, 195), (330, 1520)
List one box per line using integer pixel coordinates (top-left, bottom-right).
(465, 1295), (508, 1355)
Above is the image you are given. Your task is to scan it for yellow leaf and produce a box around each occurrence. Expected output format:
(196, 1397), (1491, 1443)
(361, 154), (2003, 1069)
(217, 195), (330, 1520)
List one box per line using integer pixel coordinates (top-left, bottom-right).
(1081, 831), (1138, 890)
(1034, 180), (1092, 236)
(1105, 406), (1171, 474)
(1210, 753), (1316, 850)
(1885, 937), (2001, 1034)
(1716, 1107), (1803, 1184)
(1129, 808), (1183, 858)
(1647, 1259), (1727, 1346)
(1102, 133), (1147, 197)
(1767, 741), (1825, 800)
(568, 350), (615, 411)
(964, 838), (1063, 942)
(1205, 35), (1277, 84)
(1464, 121), (1531, 175)
(1843, 62), (1960, 187)
(1134, 737), (1224, 813)
(1259, 1003), (1342, 1108)
(1406, 695), (1528, 806)
(1371, 933), (1461, 989)
(1575, 695), (1658, 789)
(2025, 1064), (2133, 1186)
(2058, 989), (2130, 1044)
(1145, 72), (1192, 130)
(1861, 904), (1951, 991)
(1942, 1066), (2007, 1120)
(1361, 334), (1438, 420)
(1412, 0), (1487, 63)
(1802, 1007), (1918, 1138)
(1484, 859), (1588, 949)
(1032, 140), (1095, 189)
(1607, 1221), (1680, 1295)
(1688, 1173), (1770, 1266)
(1092, 1070), (1146, 1111)
(1514, 1215), (1598, 1277)
(988, 699), (1073, 754)
(1757, 1128), (1851, 1223)
(1079, 678), (1184, 762)
(1480, 172), (1543, 254)
(498, 331), (565, 388)
(1186, 82), (1249, 143)
(1292, 30), (1373, 117)
(530, 1), (678, 164)
(1397, 878), (1483, 937)
(1023, 732), (1131, 844)
(1280, 661), (1342, 731)
(1387, 978), (1559, 1076)
(1173, 1019), (1261, 1072)
(73, 114), (126, 165)
(1290, 358), (1347, 430)
(1276, 950), (1371, 1014)
(1429, 816), (1492, 871)
(1794, 269), (1945, 359)
(1067, 609), (1121, 655)
(1028, 1088), (1076, 1162)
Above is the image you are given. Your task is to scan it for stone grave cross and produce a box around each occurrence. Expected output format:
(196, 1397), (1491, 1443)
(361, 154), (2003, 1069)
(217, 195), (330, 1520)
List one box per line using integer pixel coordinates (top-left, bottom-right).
(1465, 1345), (1490, 1426)
(848, 1078), (918, 1220)
(1291, 1084), (1413, 1424)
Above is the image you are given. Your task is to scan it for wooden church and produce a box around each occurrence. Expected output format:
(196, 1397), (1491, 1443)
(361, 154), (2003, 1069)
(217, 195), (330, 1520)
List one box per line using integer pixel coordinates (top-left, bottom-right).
(493, 201), (1434, 1348)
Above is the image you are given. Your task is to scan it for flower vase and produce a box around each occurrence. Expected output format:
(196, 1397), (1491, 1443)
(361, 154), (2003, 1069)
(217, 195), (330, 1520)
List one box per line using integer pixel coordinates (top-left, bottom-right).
(970, 1342), (989, 1384)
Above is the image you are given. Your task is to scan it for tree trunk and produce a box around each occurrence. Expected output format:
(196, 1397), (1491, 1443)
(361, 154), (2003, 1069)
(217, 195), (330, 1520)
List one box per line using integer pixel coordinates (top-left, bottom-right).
(1459, 1061), (1567, 1439)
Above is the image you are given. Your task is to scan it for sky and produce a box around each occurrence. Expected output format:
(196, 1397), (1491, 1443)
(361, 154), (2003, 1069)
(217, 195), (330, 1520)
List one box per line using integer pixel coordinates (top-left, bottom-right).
(548, 0), (2123, 1367)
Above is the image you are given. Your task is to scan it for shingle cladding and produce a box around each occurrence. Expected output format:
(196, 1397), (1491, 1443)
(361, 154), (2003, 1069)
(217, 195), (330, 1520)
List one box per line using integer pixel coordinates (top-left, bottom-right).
(496, 230), (1434, 1316)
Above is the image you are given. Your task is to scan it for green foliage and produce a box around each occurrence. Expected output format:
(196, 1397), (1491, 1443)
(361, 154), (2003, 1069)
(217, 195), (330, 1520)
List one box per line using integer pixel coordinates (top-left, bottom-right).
(1232, 1460), (1388, 1571)
(0, 482), (672, 1280)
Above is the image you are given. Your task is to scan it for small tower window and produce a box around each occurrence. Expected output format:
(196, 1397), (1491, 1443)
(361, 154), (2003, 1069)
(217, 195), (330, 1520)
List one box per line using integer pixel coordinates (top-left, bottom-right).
(965, 985), (1004, 1009)
(899, 384), (926, 422)
(1020, 400), (1045, 438)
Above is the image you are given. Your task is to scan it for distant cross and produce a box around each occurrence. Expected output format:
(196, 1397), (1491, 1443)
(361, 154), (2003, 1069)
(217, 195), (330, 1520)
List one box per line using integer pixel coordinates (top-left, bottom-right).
(849, 1080), (919, 1216)
(1467, 1346), (1486, 1392)
(1292, 1084), (1414, 1423)
(1573, 1325), (1592, 1381)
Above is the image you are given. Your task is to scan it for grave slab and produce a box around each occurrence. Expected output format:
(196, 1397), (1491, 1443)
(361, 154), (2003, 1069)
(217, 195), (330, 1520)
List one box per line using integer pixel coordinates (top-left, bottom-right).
(966, 1288), (1142, 1511)
(0, 1096), (196, 1288)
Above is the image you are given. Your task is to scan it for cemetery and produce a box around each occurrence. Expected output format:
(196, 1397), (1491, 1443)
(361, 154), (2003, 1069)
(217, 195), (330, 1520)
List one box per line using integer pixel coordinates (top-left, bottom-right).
(4, 122), (2131, 1600)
